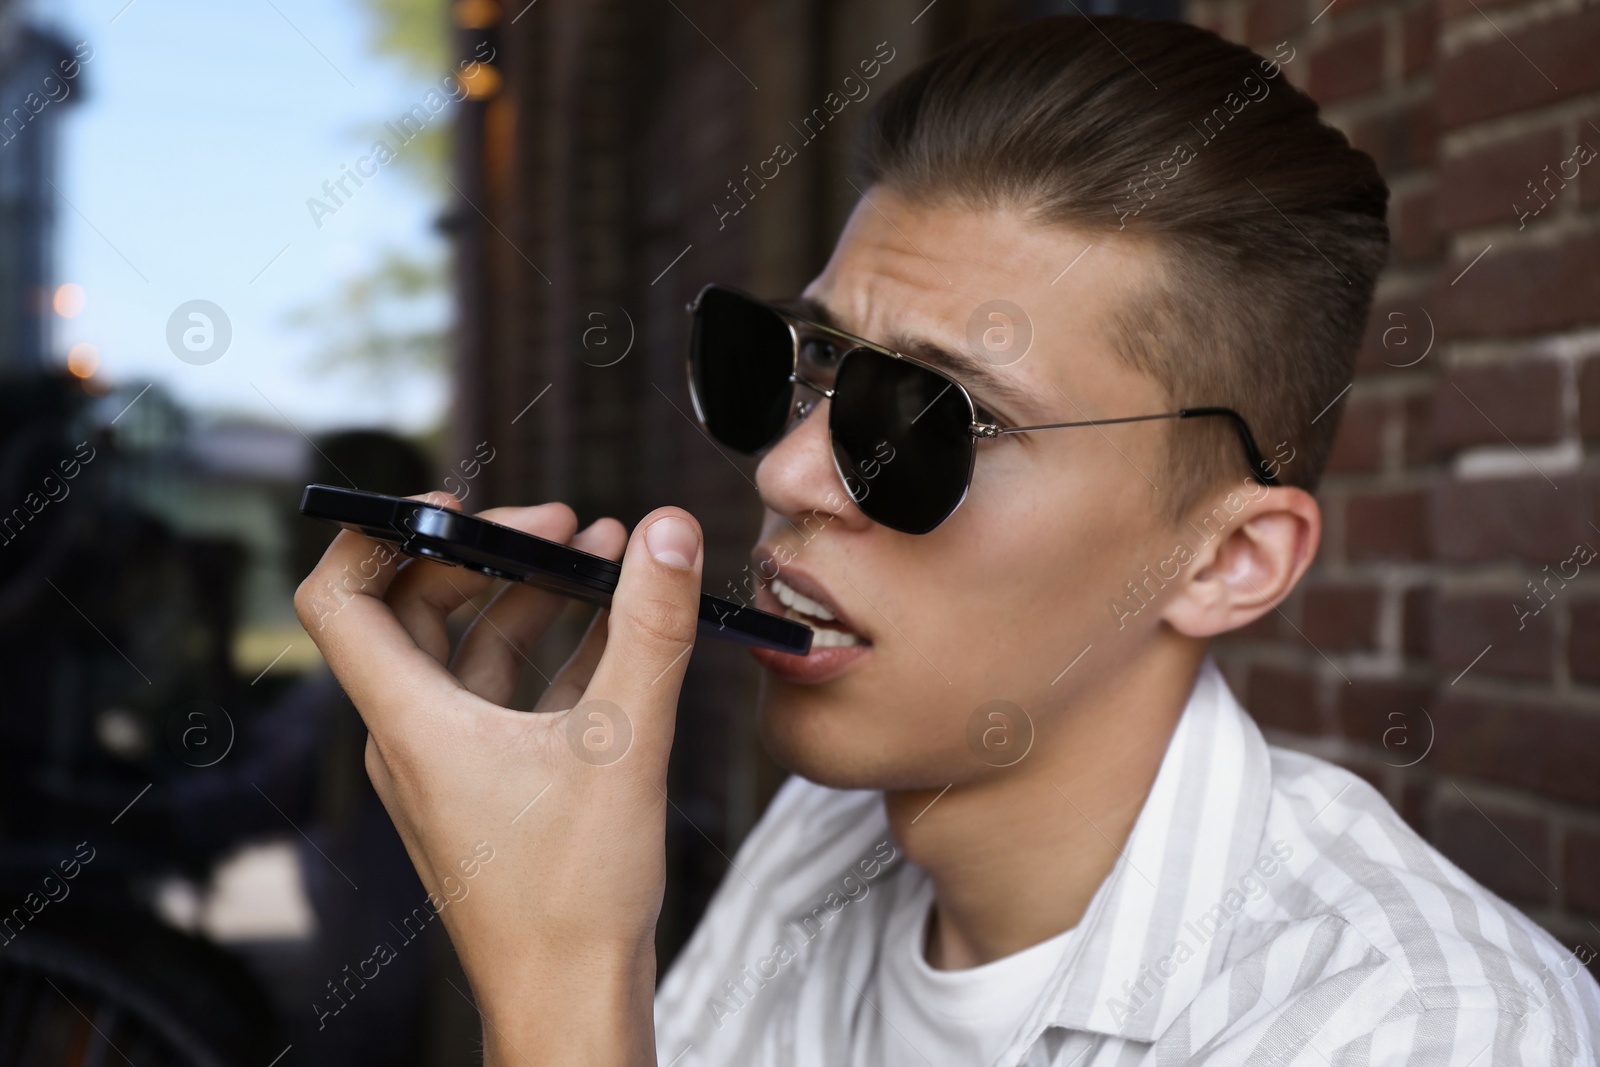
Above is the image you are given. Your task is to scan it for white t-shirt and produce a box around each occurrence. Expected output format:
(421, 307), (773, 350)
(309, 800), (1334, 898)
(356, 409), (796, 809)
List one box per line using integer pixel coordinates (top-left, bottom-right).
(857, 877), (1078, 1067)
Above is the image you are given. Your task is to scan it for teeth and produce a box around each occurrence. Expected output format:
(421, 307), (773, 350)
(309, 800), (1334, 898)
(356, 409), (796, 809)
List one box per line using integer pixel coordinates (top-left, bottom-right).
(769, 577), (862, 648)
(806, 625), (861, 648)
(771, 578), (836, 621)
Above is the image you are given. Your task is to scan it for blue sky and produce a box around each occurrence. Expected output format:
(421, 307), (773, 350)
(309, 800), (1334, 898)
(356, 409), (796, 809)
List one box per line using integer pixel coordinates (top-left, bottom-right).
(34, 0), (450, 432)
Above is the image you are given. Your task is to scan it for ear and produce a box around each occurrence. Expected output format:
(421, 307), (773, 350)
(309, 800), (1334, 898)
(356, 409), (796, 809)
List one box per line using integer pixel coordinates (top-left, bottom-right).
(1159, 486), (1321, 639)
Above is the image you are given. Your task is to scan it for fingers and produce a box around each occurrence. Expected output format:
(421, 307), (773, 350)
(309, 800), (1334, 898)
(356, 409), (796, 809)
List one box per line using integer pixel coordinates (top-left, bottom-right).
(533, 609), (610, 715)
(385, 503), (579, 662)
(453, 517), (627, 706)
(296, 565), (466, 742)
(294, 490), (463, 629)
(294, 495), (581, 742)
(583, 508), (703, 753)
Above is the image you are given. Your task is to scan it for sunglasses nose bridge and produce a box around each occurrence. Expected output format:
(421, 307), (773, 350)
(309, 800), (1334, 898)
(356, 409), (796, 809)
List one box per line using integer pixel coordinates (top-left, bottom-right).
(788, 371), (835, 424)
(791, 371), (834, 398)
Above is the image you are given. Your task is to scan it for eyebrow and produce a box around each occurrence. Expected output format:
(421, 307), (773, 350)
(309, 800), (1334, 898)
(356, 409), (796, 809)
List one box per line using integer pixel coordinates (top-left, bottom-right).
(781, 295), (1041, 419)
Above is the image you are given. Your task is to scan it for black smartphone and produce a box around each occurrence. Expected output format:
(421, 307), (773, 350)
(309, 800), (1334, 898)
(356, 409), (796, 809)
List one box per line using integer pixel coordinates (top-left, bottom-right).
(299, 485), (811, 656)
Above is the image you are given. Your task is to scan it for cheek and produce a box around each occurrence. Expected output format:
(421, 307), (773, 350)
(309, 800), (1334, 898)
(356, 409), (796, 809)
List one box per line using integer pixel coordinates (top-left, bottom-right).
(942, 454), (1122, 614)
(934, 449), (1169, 666)
(751, 444), (1169, 788)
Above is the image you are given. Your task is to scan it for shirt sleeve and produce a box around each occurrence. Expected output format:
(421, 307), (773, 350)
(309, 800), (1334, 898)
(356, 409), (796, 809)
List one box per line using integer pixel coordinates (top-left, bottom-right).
(1324, 1004), (1586, 1067)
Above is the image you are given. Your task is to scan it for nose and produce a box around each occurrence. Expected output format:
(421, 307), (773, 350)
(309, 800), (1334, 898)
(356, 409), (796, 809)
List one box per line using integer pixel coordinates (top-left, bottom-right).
(755, 396), (873, 533)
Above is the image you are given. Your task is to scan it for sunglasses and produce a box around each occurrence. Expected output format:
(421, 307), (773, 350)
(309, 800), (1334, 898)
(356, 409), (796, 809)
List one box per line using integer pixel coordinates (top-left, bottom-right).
(685, 284), (1278, 535)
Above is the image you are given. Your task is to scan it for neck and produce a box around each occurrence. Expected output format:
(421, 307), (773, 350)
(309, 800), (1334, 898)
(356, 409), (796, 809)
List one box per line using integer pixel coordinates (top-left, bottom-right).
(883, 633), (1207, 970)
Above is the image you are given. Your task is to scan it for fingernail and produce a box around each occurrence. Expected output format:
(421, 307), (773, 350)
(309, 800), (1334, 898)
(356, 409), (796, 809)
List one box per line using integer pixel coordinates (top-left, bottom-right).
(645, 516), (699, 569)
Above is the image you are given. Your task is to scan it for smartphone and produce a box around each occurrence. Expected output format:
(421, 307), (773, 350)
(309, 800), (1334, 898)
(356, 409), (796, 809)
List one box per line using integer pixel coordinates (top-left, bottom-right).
(299, 485), (812, 656)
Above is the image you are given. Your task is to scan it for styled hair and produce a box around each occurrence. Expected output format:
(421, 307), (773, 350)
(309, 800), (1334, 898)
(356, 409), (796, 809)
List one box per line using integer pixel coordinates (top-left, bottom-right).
(854, 16), (1389, 514)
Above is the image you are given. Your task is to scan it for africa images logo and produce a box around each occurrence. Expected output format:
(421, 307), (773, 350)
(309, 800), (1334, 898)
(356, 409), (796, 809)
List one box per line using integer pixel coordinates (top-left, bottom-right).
(165, 300), (232, 365)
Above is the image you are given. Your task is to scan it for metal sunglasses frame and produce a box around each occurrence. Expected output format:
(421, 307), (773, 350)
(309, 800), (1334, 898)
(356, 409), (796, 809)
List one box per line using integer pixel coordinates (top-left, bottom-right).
(686, 283), (1279, 533)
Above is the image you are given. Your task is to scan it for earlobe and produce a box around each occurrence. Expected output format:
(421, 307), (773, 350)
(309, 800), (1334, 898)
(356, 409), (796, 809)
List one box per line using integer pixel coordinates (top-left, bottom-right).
(1158, 488), (1321, 639)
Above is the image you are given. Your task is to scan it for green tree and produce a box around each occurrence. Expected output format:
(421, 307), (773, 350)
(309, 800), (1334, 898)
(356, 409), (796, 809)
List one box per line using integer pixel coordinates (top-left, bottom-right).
(290, 0), (452, 387)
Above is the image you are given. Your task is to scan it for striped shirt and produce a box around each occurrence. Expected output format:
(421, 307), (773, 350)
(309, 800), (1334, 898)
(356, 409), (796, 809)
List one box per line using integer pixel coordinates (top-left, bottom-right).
(654, 660), (1600, 1065)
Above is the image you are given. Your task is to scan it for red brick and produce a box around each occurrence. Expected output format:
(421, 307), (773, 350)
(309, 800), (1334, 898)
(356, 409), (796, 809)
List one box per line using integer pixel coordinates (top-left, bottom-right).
(1303, 584), (1382, 651)
(1429, 475), (1600, 564)
(1438, 0), (1523, 17)
(1581, 358), (1600, 441)
(1432, 796), (1553, 905)
(1403, 587), (1432, 658)
(1401, 4), (1434, 79)
(1321, 0), (1390, 21)
(1431, 593), (1555, 682)
(1309, 23), (1386, 103)
(1400, 777), (1431, 835)
(1433, 230), (1600, 339)
(1566, 828), (1600, 915)
(1356, 293), (1430, 375)
(1429, 360), (1564, 452)
(1339, 677), (1433, 749)
(1339, 758), (1389, 795)
(1325, 396), (1385, 474)
(1393, 185), (1440, 265)
(1402, 393), (1441, 467)
(1346, 98), (1437, 175)
(1216, 651), (1248, 691)
(1437, 5), (1600, 128)
(1433, 694), (1600, 806)
(1437, 127), (1565, 232)
(1511, 144), (1589, 229)
(1191, 7), (1228, 36)
(1246, 664), (1323, 735)
(1246, 0), (1307, 49)
(1583, 114), (1600, 209)
(1231, 608), (1287, 645)
(1572, 599), (1600, 686)
(1522, 552), (1599, 620)
(1348, 489), (1430, 561)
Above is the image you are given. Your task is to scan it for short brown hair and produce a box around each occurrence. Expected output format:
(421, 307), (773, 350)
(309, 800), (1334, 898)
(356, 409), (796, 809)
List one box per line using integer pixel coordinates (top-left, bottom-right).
(855, 16), (1389, 514)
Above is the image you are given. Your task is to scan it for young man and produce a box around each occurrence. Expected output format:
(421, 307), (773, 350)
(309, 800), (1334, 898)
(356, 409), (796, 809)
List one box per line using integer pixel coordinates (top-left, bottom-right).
(297, 16), (1600, 1067)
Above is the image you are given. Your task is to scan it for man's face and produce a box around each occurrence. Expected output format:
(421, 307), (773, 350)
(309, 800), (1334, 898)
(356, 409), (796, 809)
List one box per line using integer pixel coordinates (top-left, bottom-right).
(746, 187), (1197, 791)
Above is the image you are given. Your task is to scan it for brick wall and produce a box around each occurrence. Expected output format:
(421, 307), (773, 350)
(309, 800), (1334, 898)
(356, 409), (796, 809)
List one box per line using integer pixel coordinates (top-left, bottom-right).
(1193, 0), (1600, 972)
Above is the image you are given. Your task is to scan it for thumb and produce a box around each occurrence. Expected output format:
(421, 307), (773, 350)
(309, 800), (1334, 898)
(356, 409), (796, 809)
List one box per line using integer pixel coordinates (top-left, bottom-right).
(583, 508), (702, 731)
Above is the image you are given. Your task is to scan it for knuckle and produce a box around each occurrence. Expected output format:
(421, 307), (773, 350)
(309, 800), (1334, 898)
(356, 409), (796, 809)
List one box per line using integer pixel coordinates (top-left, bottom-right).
(366, 731), (416, 796)
(415, 489), (459, 509)
(292, 574), (326, 631)
(619, 592), (697, 648)
(362, 738), (402, 814)
(362, 736), (385, 786)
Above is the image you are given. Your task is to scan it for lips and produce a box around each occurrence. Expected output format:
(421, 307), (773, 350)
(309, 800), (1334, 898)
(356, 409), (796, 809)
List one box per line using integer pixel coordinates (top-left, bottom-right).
(747, 554), (873, 684)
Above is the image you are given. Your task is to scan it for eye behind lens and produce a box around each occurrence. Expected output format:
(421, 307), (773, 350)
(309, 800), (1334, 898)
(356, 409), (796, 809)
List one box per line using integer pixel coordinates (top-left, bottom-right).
(829, 350), (974, 534)
(800, 337), (842, 370)
(689, 288), (796, 455)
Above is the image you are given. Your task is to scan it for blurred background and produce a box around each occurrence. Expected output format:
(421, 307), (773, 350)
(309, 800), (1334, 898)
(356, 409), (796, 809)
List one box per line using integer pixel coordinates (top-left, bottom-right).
(0, 0), (1596, 1061)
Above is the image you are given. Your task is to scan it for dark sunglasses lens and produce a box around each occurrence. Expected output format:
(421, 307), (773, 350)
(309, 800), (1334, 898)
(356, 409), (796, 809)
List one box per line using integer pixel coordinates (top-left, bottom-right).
(689, 288), (794, 454)
(830, 351), (973, 534)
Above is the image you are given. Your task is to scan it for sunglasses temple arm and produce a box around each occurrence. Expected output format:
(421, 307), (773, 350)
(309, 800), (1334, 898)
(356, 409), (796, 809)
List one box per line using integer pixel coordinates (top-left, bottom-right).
(1177, 407), (1280, 487)
(991, 408), (1280, 486)
(988, 412), (1186, 434)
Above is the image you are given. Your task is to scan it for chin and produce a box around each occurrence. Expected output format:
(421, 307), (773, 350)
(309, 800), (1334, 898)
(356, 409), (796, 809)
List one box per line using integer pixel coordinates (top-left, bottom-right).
(755, 682), (962, 793)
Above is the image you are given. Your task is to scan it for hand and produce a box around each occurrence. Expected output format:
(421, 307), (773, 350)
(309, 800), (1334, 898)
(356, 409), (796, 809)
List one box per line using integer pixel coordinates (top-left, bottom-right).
(295, 495), (704, 1066)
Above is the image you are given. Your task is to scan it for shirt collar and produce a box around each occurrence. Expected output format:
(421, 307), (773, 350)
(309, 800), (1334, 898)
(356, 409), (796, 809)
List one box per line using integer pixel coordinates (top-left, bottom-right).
(1017, 658), (1276, 1044)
